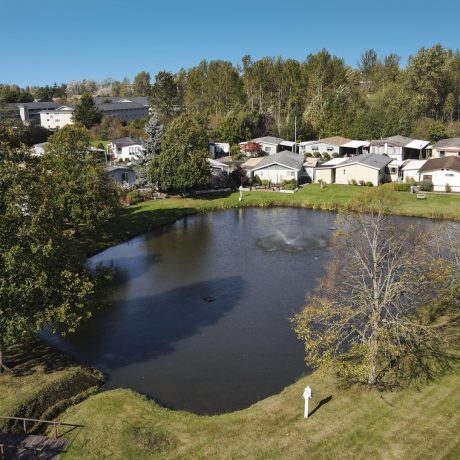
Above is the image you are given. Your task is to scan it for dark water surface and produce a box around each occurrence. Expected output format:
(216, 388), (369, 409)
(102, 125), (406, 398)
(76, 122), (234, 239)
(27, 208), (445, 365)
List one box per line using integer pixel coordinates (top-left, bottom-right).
(45, 208), (338, 414)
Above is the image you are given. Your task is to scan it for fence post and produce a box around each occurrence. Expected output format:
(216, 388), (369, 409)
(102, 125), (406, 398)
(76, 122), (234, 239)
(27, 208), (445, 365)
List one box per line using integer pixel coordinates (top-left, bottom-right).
(23, 419), (27, 434)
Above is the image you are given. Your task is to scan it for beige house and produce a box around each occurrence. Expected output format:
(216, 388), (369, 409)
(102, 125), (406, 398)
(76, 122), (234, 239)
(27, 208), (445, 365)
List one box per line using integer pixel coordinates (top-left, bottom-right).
(431, 138), (460, 158)
(39, 105), (74, 129)
(314, 153), (392, 186)
(251, 150), (304, 184)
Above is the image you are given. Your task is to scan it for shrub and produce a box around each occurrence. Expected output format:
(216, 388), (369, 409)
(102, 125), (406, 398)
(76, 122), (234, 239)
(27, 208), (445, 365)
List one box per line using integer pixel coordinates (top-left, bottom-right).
(253, 174), (262, 186)
(261, 179), (269, 187)
(313, 152), (321, 158)
(304, 152), (313, 158)
(350, 179), (358, 186)
(419, 180), (434, 192)
(359, 180), (365, 186)
(322, 153), (331, 161)
(127, 190), (141, 205)
(331, 152), (338, 158)
(365, 181), (374, 187)
(282, 179), (297, 190)
(445, 183), (452, 193)
(393, 183), (411, 192)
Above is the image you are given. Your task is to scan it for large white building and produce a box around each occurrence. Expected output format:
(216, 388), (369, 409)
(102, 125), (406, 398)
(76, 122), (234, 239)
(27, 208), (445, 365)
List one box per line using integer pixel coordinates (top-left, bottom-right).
(39, 105), (74, 129)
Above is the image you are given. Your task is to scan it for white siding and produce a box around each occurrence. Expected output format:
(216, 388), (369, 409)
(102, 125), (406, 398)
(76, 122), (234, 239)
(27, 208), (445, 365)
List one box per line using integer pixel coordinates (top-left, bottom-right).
(253, 165), (298, 184)
(420, 169), (460, 192)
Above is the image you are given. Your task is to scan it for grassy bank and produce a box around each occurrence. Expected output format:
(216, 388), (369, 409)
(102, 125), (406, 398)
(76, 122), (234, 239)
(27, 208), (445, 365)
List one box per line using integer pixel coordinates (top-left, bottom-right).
(85, 184), (460, 256)
(59, 369), (460, 459)
(0, 340), (102, 431)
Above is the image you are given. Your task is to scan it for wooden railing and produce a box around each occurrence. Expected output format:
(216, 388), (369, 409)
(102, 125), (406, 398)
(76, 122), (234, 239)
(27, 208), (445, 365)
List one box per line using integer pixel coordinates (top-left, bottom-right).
(0, 415), (84, 439)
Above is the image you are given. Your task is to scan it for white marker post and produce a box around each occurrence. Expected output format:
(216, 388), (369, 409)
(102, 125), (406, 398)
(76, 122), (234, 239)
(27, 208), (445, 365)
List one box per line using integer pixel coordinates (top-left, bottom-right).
(239, 184), (243, 202)
(303, 386), (312, 419)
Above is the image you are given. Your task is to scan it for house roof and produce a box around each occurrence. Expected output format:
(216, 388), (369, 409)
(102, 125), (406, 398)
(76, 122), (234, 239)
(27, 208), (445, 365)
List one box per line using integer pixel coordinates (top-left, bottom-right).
(208, 158), (228, 169)
(405, 139), (430, 149)
(371, 135), (414, 147)
(252, 150), (304, 171)
(280, 140), (296, 147)
(105, 165), (134, 172)
(98, 102), (147, 111)
(341, 140), (370, 148)
(388, 160), (406, 167)
(402, 160), (427, 171)
(251, 136), (285, 145)
(12, 102), (60, 110)
(318, 153), (392, 170)
(419, 156), (460, 173)
(94, 96), (149, 106)
(303, 157), (322, 167)
(111, 137), (143, 147)
(318, 136), (352, 146)
(432, 138), (460, 149)
(242, 157), (264, 169)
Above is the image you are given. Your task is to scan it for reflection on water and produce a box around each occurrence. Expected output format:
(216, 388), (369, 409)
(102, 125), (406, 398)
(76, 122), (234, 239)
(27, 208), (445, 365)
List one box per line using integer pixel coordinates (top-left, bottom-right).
(44, 208), (337, 414)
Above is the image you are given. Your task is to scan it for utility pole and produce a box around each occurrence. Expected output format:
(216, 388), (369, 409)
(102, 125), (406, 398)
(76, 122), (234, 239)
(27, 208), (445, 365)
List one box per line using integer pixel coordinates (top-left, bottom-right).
(294, 115), (297, 153)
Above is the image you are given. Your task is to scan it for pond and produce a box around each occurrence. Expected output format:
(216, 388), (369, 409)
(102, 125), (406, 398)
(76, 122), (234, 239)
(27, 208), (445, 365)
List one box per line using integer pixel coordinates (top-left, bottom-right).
(44, 208), (338, 414)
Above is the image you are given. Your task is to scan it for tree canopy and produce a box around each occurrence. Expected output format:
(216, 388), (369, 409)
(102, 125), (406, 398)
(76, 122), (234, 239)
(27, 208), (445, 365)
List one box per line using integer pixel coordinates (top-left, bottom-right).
(72, 93), (102, 128)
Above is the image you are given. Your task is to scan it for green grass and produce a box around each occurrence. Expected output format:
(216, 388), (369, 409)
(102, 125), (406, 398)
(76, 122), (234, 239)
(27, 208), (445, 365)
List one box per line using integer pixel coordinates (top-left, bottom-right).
(90, 139), (110, 149)
(59, 369), (460, 459)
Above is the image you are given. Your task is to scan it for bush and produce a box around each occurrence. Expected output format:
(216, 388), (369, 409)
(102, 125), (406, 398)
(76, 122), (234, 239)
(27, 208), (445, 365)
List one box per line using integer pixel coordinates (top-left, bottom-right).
(282, 179), (297, 190)
(127, 190), (141, 205)
(445, 183), (452, 193)
(365, 181), (374, 187)
(359, 180), (365, 186)
(322, 153), (331, 161)
(349, 179), (358, 186)
(393, 183), (411, 192)
(419, 180), (434, 192)
(252, 174), (262, 186)
(304, 152), (313, 158)
(261, 179), (269, 187)
(313, 152), (321, 158)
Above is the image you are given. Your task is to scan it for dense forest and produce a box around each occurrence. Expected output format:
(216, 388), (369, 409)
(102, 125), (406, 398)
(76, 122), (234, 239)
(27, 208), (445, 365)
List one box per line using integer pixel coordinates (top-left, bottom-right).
(2, 44), (460, 143)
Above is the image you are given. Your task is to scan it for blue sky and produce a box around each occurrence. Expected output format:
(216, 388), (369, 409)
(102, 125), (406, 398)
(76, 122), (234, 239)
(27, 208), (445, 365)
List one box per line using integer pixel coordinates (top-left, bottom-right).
(2, 0), (459, 87)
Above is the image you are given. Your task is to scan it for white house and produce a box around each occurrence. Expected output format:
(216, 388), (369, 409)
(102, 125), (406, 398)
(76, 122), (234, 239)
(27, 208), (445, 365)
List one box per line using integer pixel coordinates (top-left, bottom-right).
(402, 160), (427, 182)
(431, 138), (460, 158)
(209, 141), (231, 158)
(39, 105), (74, 129)
(110, 137), (144, 162)
(299, 136), (351, 157)
(251, 150), (304, 184)
(418, 157), (460, 192)
(240, 136), (285, 156)
(370, 135), (429, 161)
(105, 165), (137, 187)
(303, 157), (322, 182)
(314, 153), (392, 186)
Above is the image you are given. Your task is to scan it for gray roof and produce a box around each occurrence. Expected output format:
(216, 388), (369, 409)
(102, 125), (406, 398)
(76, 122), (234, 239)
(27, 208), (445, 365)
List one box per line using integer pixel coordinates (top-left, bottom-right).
(341, 153), (392, 169)
(419, 156), (460, 173)
(252, 136), (285, 145)
(371, 135), (413, 147)
(252, 150), (304, 171)
(9, 101), (60, 110)
(318, 153), (392, 170)
(111, 137), (143, 147)
(98, 102), (148, 111)
(432, 138), (460, 149)
(94, 96), (149, 106)
(105, 165), (134, 172)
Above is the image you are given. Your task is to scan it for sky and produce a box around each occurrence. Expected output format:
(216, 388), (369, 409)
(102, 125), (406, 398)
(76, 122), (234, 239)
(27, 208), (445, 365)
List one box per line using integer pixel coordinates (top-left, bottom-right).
(1, 0), (459, 87)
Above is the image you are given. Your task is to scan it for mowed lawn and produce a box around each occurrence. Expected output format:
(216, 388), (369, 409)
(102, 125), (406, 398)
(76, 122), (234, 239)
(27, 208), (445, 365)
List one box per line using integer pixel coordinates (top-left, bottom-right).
(60, 369), (460, 460)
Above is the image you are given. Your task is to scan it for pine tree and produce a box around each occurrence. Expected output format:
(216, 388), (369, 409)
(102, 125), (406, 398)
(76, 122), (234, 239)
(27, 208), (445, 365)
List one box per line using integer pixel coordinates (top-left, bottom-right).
(134, 113), (163, 185)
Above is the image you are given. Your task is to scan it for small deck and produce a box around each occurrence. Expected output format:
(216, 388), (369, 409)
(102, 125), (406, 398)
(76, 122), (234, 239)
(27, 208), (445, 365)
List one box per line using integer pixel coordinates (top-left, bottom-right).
(0, 432), (68, 459)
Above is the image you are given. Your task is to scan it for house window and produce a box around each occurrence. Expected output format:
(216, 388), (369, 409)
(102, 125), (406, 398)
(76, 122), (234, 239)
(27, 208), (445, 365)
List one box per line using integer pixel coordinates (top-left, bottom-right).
(264, 146), (271, 153)
(445, 173), (454, 177)
(423, 175), (432, 181)
(326, 146), (334, 151)
(390, 167), (397, 174)
(440, 151), (445, 157)
(289, 171), (295, 177)
(311, 146), (319, 151)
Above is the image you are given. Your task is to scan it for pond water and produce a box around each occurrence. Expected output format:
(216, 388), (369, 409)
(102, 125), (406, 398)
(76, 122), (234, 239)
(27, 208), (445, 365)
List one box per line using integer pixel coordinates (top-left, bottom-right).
(44, 208), (339, 414)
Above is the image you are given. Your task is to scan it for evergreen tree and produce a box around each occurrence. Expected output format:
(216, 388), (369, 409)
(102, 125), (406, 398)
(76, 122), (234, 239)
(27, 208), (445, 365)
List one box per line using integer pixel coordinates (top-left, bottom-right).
(134, 113), (163, 185)
(72, 93), (102, 128)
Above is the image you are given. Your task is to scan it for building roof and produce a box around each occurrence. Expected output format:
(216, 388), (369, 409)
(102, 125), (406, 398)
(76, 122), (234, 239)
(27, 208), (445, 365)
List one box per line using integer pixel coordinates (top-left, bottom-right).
(251, 136), (285, 145)
(370, 135), (413, 147)
(432, 138), (460, 149)
(208, 158), (228, 169)
(318, 136), (352, 146)
(405, 139), (430, 149)
(252, 150), (304, 171)
(11, 101), (60, 110)
(318, 153), (392, 170)
(111, 137), (143, 147)
(402, 160), (427, 171)
(419, 156), (460, 173)
(303, 157), (322, 167)
(98, 102), (147, 111)
(341, 140), (370, 148)
(241, 157), (264, 169)
(94, 96), (149, 106)
(280, 140), (296, 147)
(105, 165), (134, 173)
(388, 160), (406, 167)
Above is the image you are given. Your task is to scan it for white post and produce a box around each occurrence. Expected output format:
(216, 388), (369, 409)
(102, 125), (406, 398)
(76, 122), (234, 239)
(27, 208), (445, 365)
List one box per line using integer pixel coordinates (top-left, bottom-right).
(239, 184), (243, 202)
(303, 386), (312, 419)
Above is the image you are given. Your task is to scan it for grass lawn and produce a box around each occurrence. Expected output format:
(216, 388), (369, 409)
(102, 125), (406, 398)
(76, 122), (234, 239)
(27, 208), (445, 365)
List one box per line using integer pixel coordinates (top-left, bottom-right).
(59, 369), (460, 459)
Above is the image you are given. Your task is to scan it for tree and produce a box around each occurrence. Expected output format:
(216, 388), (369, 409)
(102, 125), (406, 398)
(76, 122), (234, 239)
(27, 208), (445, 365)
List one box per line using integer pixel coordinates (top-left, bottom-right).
(134, 113), (163, 185)
(133, 71), (151, 96)
(428, 121), (450, 143)
(241, 141), (261, 157)
(0, 144), (109, 371)
(43, 125), (119, 233)
(293, 189), (453, 387)
(72, 93), (102, 128)
(150, 71), (181, 122)
(150, 113), (210, 192)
